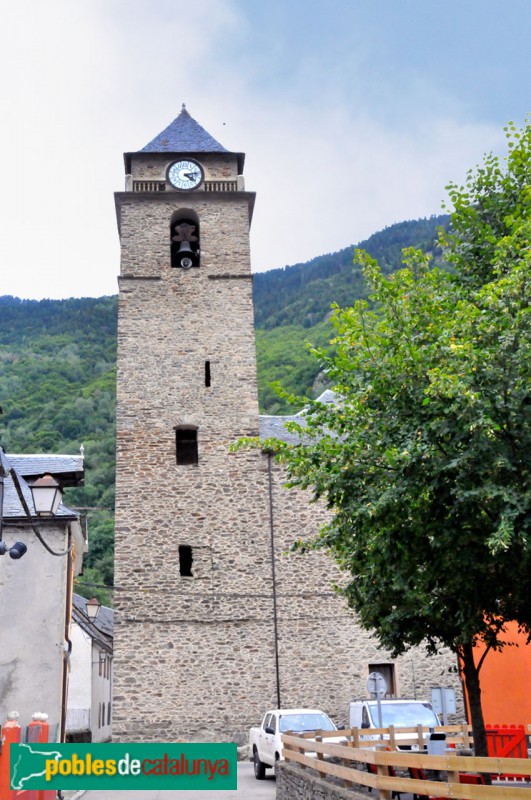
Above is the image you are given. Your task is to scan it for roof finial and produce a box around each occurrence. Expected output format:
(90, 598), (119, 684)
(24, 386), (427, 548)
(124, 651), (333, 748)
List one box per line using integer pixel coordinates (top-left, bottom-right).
(182, 102), (187, 111)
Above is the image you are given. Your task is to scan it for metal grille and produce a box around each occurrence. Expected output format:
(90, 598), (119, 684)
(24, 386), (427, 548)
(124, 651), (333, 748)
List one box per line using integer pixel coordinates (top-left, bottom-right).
(130, 180), (238, 192)
(204, 180), (238, 192)
(132, 181), (166, 192)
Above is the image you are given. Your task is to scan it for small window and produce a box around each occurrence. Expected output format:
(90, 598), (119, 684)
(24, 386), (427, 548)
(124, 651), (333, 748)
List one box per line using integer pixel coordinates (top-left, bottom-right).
(205, 360), (211, 387)
(176, 428), (198, 465)
(107, 702), (111, 725)
(179, 544), (194, 577)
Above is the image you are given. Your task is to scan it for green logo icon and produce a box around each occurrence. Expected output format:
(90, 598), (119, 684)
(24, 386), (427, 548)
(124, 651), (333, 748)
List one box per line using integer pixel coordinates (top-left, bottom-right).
(11, 742), (237, 790)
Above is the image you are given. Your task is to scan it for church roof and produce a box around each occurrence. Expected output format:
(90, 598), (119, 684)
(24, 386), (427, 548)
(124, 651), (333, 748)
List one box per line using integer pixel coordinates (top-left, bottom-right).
(124, 104), (245, 174)
(141, 104), (229, 153)
(259, 390), (338, 445)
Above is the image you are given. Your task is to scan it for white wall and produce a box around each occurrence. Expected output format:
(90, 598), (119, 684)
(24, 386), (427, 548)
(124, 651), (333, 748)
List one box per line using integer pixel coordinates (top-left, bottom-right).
(91, 643), (112, 742)
(0, 522), (71, 740)
(66, 622), (92, 732)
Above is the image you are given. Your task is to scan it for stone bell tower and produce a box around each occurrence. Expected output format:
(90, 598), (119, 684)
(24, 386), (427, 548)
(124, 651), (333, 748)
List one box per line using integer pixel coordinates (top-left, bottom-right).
(112, 106), (465, 745)
(112, 105), (279, 743)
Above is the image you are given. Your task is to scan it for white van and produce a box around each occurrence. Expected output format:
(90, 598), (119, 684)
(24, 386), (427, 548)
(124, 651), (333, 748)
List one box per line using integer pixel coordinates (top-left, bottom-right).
(349, 699), (440, 747)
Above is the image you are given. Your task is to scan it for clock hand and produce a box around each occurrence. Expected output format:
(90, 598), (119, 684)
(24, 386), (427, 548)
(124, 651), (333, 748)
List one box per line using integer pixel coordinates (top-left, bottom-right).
(184, 171), (200, 180)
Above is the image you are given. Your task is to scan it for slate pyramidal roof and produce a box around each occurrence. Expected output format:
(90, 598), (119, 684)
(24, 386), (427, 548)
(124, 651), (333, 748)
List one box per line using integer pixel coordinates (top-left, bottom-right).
(125, 104), (245, 173)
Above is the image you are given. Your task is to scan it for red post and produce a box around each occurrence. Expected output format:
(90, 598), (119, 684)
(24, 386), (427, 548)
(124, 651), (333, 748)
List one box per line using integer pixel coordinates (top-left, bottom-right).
(0, 711), (22, 800)
(27, 713), (55, 800)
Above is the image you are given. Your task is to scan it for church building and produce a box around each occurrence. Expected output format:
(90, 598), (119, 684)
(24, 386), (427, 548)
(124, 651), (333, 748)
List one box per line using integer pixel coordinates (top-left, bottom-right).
(112, 106), (462, 743)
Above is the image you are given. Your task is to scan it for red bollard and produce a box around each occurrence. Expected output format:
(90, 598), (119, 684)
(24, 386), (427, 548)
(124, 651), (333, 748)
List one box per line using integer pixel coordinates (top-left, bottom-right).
(28, 714), (55, 800)
(0, 711), (22, 800)
(23, 713), (45, 800)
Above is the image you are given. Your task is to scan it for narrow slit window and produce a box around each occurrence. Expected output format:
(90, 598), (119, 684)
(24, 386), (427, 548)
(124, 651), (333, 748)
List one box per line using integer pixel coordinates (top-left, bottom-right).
(205, 360), (211, 387)
(179, 545), (194, 577)
(176, 428), (198, 465)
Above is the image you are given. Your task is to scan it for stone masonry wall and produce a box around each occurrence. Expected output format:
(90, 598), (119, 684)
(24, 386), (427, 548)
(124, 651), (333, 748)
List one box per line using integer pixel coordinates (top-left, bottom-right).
(129, 152), (240, 184)
(276, 763), (367, 800)
(113, 152), (464, 745)
(267, 457), (464, 731)
(113, 178), (278, 743)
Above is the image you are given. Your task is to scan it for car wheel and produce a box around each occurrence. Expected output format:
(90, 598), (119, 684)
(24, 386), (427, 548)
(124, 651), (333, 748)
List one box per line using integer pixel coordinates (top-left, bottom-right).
(253, 748), (266, 780)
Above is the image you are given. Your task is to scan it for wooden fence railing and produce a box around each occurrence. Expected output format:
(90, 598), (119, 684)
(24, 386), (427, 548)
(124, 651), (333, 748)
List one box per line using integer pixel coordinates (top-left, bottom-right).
(338, 722), (475, 751)
(282, 725), (531, 799)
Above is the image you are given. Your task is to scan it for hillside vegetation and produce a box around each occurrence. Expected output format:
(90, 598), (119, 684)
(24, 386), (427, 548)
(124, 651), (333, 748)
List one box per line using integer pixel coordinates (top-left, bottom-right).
(0, 296), (117, 600)
(255, 215), (447, 412)
(0, 215), (447, 599)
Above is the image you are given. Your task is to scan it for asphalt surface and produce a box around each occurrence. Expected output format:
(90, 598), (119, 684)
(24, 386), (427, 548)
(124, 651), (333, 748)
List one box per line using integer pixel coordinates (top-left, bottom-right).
(64, 762), (276, 799)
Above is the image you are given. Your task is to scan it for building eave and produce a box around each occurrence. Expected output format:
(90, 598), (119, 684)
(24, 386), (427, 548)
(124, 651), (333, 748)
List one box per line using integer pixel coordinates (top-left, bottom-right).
(123, 150), (245, 175)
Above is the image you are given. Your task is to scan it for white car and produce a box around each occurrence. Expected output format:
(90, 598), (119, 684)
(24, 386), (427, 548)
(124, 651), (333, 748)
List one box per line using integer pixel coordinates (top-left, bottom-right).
(249, 707), (343, 779)
(349, 699), (441, 749)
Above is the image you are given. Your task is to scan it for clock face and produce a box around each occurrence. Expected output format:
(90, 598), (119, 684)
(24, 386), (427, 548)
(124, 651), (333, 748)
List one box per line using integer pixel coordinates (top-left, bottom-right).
(167, 159), (204, 190)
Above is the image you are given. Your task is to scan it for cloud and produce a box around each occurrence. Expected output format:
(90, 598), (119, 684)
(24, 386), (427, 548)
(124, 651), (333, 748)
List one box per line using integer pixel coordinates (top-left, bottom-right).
(0, 0), (512, 299)
(229, 105), (504, 271)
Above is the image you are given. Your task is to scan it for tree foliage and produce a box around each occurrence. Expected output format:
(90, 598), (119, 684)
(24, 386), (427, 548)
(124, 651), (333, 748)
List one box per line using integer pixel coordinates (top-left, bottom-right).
(262, 121), (531, 755)
(255, 215), (448, 413)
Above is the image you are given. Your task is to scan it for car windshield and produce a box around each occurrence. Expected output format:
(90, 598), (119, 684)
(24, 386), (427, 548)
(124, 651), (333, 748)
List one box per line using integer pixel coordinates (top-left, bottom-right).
(367, 702), (439, 728)
(279, 713), (336, 733)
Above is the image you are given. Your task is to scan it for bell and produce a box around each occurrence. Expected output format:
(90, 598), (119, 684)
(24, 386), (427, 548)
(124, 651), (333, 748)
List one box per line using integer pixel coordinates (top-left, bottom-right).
(177, 241), (194, 269)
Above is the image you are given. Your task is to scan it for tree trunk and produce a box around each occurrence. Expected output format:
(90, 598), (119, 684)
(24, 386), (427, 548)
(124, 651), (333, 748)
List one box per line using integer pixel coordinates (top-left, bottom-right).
(460, 640), (488, 758)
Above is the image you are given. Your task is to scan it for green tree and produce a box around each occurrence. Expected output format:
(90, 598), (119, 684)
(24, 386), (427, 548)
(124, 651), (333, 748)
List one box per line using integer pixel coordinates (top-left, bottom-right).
(255, 122), (531, 757)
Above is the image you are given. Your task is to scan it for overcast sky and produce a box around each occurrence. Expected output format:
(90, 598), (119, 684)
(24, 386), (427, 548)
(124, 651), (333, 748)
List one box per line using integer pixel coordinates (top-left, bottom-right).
(1, 0), (530, 300)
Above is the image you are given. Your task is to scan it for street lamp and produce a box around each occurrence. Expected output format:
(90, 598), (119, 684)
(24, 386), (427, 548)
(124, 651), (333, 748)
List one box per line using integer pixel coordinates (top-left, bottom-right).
(86, 597), (101, 620)
(30, 474), (63, 516)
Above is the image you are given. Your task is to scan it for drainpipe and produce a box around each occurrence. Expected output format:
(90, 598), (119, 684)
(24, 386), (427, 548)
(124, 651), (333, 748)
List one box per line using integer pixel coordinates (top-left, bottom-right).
(60, 524), (74, 742)
(267, 452), (281, 709)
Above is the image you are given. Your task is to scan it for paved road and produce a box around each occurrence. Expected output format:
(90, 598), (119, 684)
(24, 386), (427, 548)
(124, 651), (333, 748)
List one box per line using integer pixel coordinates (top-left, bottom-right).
(67, 762), (276, 799)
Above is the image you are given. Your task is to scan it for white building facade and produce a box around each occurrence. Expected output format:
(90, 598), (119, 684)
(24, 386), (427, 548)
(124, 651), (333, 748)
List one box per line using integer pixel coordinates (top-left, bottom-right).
(67, 594), (113, 742)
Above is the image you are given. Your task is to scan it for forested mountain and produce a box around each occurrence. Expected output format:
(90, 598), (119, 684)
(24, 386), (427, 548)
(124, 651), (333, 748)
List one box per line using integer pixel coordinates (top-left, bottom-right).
(0, 215), (448, 600)
(0, 296), (117, 600)
(254, 215), (448, 411)
(253, 215), (447, 329)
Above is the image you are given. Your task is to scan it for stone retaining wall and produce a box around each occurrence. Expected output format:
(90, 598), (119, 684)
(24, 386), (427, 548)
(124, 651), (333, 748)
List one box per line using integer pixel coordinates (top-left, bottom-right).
(276, 762), (367, 800)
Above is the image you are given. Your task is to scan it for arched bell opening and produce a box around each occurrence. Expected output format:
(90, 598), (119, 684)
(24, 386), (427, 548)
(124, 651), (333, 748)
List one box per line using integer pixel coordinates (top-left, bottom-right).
(170, 209), (200, 269)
